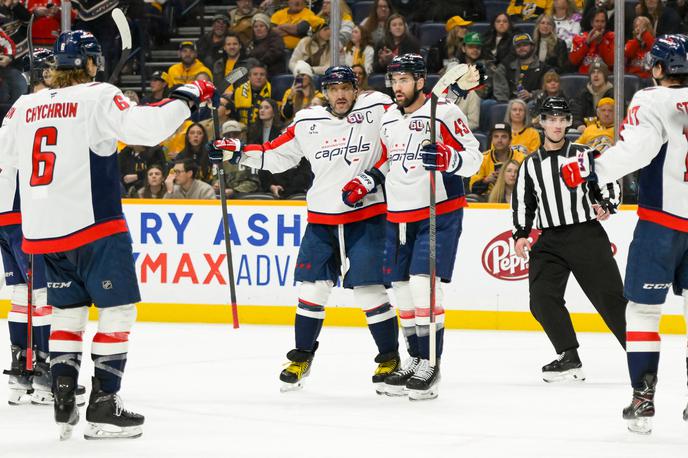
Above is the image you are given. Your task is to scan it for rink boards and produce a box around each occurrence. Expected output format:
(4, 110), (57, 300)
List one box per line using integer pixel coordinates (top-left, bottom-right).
(0, 200), (685, 333)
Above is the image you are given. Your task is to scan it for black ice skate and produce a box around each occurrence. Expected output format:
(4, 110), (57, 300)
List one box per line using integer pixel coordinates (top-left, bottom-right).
(84, 378), (144, 440)
(542, 349), (585, 383)
(622, 373), (657, 435)
(30, 361), (87, 406)
(279, 344), (317, 393)
(4, 346), (32, 405)
(372, 351), (400, 395)
(54, 376), (79, 441)
(406, 359), (441, 401)
(383, 356), (420, 397)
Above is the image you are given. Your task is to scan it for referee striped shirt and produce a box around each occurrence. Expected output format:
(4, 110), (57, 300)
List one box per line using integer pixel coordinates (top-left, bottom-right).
(512, 141), (620, 239)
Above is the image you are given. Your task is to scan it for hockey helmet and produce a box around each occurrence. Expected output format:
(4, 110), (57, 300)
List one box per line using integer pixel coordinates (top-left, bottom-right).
(321, 65), (358, 90)
(53, 30), (104, 71)
(386, 53), (426, 85)
(540, 96), (572, 124)
(22, 48), (55, 85)
(648, 34), (688, 75)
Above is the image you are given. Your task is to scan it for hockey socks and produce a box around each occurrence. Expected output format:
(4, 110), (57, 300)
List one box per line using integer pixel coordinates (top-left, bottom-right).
(7, 286), (52, 356)
(409, 275), (445, 360)
(295, 299), (325, 351)
(626, 302), (662, 389)
(392, 281), (419, 357)
(49, 330), (84, 391)
(364, 303), (399, 354)
(92, 335), (128, 393)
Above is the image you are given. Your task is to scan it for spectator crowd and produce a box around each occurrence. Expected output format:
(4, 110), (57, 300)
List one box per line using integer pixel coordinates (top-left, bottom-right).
(2, 0), (686, 202)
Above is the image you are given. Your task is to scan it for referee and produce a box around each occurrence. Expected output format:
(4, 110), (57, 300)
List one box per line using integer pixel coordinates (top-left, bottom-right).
(511, 97), (626, 382)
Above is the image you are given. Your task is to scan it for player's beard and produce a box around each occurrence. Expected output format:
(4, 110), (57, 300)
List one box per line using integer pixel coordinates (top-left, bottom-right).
(397, 87), (422, 109)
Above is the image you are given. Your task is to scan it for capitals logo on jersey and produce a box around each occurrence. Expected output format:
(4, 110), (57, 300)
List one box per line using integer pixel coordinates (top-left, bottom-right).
(387, 134), (423, 174)
(313, 127), (372, 165)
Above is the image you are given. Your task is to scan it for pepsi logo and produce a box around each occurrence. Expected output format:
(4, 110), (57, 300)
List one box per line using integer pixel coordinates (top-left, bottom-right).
(481, 230), (541, 281)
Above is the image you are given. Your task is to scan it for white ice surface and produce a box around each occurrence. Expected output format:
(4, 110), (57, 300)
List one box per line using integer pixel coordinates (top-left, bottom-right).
(1, 322), (688, 458)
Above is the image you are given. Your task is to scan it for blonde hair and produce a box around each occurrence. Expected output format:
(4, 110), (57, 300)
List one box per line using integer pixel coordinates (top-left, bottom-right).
(533, 14), (558, 56)
(488, 160), (520, 203)
(47, 68), (92, 88)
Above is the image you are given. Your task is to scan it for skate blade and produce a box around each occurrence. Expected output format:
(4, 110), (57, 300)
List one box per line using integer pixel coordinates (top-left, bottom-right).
(31, 389), (53, 405)
(683, 406), (688, 422)
(280, 381), (305, 393)
(8, 388), (32, 405)
(383, 385), (408, 397)
(59, 423), (75, 441)
(543, 368), (586, 383)
(408, 389), (439, 401)
(84, 422), (143, 440)
(626, 417), (652, 435)
(374, 382), (386, 396)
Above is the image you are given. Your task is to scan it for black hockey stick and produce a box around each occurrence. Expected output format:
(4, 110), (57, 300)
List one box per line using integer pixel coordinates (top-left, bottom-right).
(25, 14), (36, 374)
(108, 8), (132, 84)
(212, 66), (248, 329)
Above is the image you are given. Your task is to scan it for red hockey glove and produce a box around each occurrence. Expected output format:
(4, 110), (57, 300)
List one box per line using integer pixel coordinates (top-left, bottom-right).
(421, 142), (461, 173)
(561, 148), (597, 188)
(170, 80), (216, 107)
(208, 138), (242, 164)
(342, 169), (383, 208)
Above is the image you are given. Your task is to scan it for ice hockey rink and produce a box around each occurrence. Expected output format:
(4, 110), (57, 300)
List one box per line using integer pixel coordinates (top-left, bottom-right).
(1, 322), (688, 457)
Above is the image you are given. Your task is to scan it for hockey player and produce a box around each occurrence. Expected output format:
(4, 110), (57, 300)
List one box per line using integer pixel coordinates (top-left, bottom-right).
(0, 30), (214, 439)
(513, 96), (626, 383)
(561, 34), (688, 434)
(1, 48), (56, 405)
(209, 66), (401, 394)
(341, 54), (483, 400)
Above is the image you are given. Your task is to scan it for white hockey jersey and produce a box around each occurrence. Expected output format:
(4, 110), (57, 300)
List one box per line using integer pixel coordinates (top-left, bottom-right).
(376, 97), (482, 223)
(594, 86), (688, 232)
(241, 91), (393, 225)
(0, 82), (190, 253)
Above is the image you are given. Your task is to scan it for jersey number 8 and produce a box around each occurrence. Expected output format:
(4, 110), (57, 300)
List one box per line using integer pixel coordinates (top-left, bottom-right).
(31, 127), (57, 187)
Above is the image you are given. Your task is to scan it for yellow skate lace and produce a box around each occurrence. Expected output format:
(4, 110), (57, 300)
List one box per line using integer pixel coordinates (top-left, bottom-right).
(283, 361), (310, 380)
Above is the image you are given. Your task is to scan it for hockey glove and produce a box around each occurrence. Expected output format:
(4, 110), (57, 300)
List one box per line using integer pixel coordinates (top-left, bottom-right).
(342, 169), (384, 208)
(448, 63), (486, 100)
(560, 148), (598, 189)
(208, 138), (242, 164)
(170, 80), (216, 108)
(421, 142), (461, 173)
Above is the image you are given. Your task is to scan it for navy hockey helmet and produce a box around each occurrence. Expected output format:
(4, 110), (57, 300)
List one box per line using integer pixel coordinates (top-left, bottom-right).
(648, 34), (688, 75)
(386, 53), (426, 85)
(321, 65), (358, 89)
(22, 48), (55, 84)
(53, 30), (104, 71)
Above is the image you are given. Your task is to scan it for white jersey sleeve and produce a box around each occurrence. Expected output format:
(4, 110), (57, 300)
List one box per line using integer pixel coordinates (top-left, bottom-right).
(594, 89), (667, 184)
(441, 102), (483, 177)
(240, 119), (304, 173)
(90, 83), (191, 154)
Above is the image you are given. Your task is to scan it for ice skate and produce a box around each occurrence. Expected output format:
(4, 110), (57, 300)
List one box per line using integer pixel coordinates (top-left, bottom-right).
(4, 346), (33, 405)
(279, 345), (317, 393)
(407, 359), (441, 401)
(542, 350), (585, 383)
(382, 356), (420, 397)
(30, 361), (87, 406)
(54, 376), (79, 441)
(683, 402), (688, 422)
(84, 378), (144, 440)
(372, 351), (400, 395)
(623, 373), (657, 435)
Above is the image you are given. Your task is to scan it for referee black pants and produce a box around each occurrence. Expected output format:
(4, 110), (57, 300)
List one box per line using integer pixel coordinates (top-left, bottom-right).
(529, 220), (627, 354)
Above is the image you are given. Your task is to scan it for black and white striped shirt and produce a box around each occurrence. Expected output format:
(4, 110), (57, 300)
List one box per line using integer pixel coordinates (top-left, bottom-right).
(512, 141), (620, 239)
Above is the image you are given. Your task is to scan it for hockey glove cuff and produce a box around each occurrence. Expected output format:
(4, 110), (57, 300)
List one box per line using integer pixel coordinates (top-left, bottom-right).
(560, 148), (597, 189)
(448, 63), (486, 100)
(170, 80), (216, 109)
(341, 169), (384, 208)
(208, 138), (242, 164)
(421, 142), (461, 173)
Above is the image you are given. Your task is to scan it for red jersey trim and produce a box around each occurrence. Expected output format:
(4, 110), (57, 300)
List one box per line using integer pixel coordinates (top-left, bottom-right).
(22, 218), (129, 254)
(307, 203), (387, 225)
(0, 212), (21, 226)
(638, 207), (688, 233)
(387, 197), (467, 223)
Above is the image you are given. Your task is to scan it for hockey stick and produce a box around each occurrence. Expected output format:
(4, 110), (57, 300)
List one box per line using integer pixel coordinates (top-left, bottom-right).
(24, 258), (34, 372)
(107, 8), (132, 84)
(426, 64), (475, 367)
(211, 67), (248, 329)
(27, 14), (36, 89)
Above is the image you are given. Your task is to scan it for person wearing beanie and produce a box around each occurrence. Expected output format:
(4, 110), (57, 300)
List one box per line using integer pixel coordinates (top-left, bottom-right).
(569, 8), (614, 74)
(575, 97), (615, 151)
(570, 58), (614, 132)
(228, 0), (260, 46)
(280, 60), (323, 121)
(493, 32), (551, 103)
(246, 13), (287, 76)
(197, 14), (230, 68)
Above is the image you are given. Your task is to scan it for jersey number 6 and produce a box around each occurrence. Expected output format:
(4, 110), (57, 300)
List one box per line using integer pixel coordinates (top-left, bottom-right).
(31, 127), (57, 187)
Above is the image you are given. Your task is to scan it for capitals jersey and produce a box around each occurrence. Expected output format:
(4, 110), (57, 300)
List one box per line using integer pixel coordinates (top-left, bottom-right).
(241, 91), (393, 225)
(594, 86), (688, 232)
(0, 83), (190, 253)
(376, 98), (482, 223)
